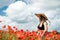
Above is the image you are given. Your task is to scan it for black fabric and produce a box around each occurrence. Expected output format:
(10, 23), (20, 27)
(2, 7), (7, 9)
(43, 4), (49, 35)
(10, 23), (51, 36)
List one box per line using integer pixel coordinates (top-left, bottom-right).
(37, 24), (44, 30)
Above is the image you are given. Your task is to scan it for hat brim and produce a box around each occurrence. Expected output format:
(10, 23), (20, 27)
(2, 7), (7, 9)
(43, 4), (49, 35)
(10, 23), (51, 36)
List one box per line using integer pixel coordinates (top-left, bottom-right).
(35, 13), (48, 20)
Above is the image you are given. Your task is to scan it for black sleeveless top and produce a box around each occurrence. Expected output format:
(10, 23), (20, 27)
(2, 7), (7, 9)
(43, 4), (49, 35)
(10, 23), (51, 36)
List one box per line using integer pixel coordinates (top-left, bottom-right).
(37, 24), (44, 30)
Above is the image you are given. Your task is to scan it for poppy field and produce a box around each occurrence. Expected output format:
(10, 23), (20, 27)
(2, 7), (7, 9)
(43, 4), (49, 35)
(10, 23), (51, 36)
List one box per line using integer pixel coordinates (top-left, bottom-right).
(0, 21), (60, 40)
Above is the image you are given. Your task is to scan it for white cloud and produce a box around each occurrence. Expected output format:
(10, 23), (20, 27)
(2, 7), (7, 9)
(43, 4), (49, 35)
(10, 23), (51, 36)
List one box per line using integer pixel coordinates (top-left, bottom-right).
(4, 0), (60, 31)
(5, 1), (27, 20)
(5, 1), (40, 21)
(0, 16), (18, 29)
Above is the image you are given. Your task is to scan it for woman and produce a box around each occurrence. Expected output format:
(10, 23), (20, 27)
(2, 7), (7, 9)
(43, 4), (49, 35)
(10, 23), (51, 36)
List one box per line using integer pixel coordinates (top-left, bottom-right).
(35, 13), (48, 37)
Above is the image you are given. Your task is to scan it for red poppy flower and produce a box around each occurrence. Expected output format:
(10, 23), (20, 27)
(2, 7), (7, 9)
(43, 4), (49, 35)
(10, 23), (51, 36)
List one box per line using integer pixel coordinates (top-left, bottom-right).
(0, 20), (2, 23)
(2, 25), (6, 28)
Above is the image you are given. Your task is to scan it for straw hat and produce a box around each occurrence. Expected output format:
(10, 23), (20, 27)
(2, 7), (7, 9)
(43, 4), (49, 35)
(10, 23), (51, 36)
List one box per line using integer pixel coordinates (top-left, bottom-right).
(35, 13), (48, 20)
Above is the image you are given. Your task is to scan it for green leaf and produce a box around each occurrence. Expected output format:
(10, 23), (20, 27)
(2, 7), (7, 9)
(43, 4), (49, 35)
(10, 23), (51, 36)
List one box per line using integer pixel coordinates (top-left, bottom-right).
(1, 32), (10, 40)
(11, 34), (18, 40)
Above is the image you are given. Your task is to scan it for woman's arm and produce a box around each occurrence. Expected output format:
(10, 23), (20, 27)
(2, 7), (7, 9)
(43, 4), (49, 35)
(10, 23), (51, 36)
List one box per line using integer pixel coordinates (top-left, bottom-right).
(41, 22), (48, 37)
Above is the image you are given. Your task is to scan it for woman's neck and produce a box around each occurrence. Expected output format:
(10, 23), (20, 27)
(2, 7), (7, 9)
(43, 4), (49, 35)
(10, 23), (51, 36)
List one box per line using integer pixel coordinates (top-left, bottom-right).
(40, 21), (44, 24)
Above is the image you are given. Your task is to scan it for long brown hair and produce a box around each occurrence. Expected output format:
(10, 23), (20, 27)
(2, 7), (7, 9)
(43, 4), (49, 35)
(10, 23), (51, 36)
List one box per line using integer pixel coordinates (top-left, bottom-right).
(39, 16), (47, 22)
(35, 13), (48, 22)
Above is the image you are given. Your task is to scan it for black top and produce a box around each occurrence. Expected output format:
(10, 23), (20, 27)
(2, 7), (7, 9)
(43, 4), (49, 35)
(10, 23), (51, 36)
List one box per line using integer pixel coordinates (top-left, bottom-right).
(37, 24), (44, 30)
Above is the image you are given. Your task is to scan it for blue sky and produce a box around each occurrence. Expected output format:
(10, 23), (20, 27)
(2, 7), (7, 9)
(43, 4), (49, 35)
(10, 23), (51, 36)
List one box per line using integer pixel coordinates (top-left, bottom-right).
(0, 0), (60, 32)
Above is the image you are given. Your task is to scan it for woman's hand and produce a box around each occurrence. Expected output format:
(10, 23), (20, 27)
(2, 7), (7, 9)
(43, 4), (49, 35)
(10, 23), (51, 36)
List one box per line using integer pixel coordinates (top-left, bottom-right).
(41, 31), (45, 37)
(41, 34), (43, 37)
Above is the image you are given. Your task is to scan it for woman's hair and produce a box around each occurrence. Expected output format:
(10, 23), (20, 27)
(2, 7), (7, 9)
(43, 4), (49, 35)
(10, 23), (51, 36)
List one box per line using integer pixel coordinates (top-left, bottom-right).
(40, 16), (51, 25)
(40, 16), (47, 22)
(35, 13), (50, 23)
